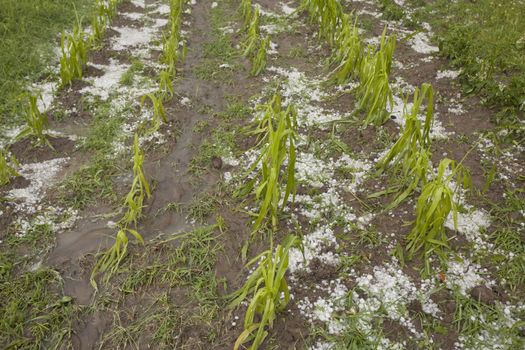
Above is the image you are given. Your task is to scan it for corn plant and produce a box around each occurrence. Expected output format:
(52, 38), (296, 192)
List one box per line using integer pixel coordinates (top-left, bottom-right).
(239, 94), (297, 233)
(251, 36), (270, 76)
(243, 6), (261, 58)
(141, 93), (167, 133)
(300, 0), (344, 46)
(407, 158), (472, 275)
(356, 28), (396, 125)
(328, 14), (363, 85)
(59, 15), (88, 86)
(162, 31), (180, 76)
(91, 134), (151, 289)
(158, 70), (174, 100)
(16, 94), (51, 147)
(229, 235), (302, 350)
(238, 0), (253, 29)
(375, 83), (434, 209)
(0, 149), (19, 186)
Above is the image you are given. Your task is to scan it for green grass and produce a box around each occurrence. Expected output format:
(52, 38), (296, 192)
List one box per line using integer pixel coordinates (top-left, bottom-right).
(0, 264), (76, 349)
(0, 0), (94, 124)
(0, 149), (20, 186)
(420, 0), (525, 142)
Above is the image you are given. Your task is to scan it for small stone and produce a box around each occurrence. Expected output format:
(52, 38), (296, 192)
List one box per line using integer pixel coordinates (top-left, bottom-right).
(469, 285), (495, 305)
(211, 156), (222, 169)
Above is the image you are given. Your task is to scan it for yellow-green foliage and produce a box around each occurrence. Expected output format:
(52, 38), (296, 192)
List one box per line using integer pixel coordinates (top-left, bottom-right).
(300, 0), (344, 45)
(91, 134), (151, 288)
(141, 93), (167, 133)
(229, 235), (301, 350)
(357, 27), (396, 125)
(242, 5), (261, 58)
(16, 94), (50, 147)
(328, 13), (363, 85)
(408, 158), (471, 275)
(239, 93), (297, 233)
(239, 0), (253, 29)
(90, 0), (120, 44)
(251, 36), (270, 76)
(376, 83), (434, 209)
(59, 15), (88, 86)
(0, 149), (19, 186)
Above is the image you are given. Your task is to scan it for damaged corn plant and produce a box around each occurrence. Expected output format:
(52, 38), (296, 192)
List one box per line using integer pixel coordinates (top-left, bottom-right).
(238, 93), (298, 234)
(91, 134), (151, 289)
(328, 13), (363, 85)
(407, 158), (472, 276)
(59, 15), (88, 86)
(90, 0), (120, 45)
(229, 235), (302, 350)
(374, 83), (434, 209)
(16, 93), (51, 147)
(240, 5), (269, 76)
(356, 27), (396, 126)
(300, 0), (344, 46)
(0, 149), (19, 186)
(238, 0), (253, 29)
(141, 93), (167, 133)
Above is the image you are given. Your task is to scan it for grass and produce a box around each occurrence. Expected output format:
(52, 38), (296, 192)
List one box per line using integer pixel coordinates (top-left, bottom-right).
(229, 235), (301, 350)
(0, 265), (76, 349)
(0, 0), (94, 125)
(419, 0), (525, 143)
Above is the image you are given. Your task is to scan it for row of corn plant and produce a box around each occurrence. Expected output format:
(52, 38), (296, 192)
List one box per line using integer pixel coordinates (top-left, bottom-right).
(60, 0), (121, 86)
(229, 92), (300, 349)
(139, 0), (187, 134)
(91, 134), (151, 289)
(300, 1), (396, 126)
(0, 149), (20, 186)
(238, 2), (270, 76)
(90, 0), (121, 45)
(90, 0), (190, 288)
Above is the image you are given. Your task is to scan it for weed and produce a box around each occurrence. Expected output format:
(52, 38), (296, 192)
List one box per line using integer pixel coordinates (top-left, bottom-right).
(239, 93), (298, 233)
(229, 235), (301, 350)
(0, 149), (19, 186)
(407, 158), (471, 275)
(375, 83), (434, 209)
(16, 93), (51, 147)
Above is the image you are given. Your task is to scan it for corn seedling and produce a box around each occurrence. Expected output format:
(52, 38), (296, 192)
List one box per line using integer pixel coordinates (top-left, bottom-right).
(141, 93), (167, 133)
(300, 0), (344, 46)
(229, 235), (302, 350)
(59, 15), (88, 86)
(243, 6), (261, 58)
(158, 70), (174, 100)
(328, 14), (363, 85)
(407, 158), (472, 275)
(91, 134), (151, 289)
(356, 28), (396, 125)
(0, 149), (19, 186)
(239, 93), (297, 234)
(238, 0), (253, 29)
(162, 31), (180, 76)
(16, 94), (51, 147)
(251, 36), (270, 76)
(374, 83), (434, 209)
